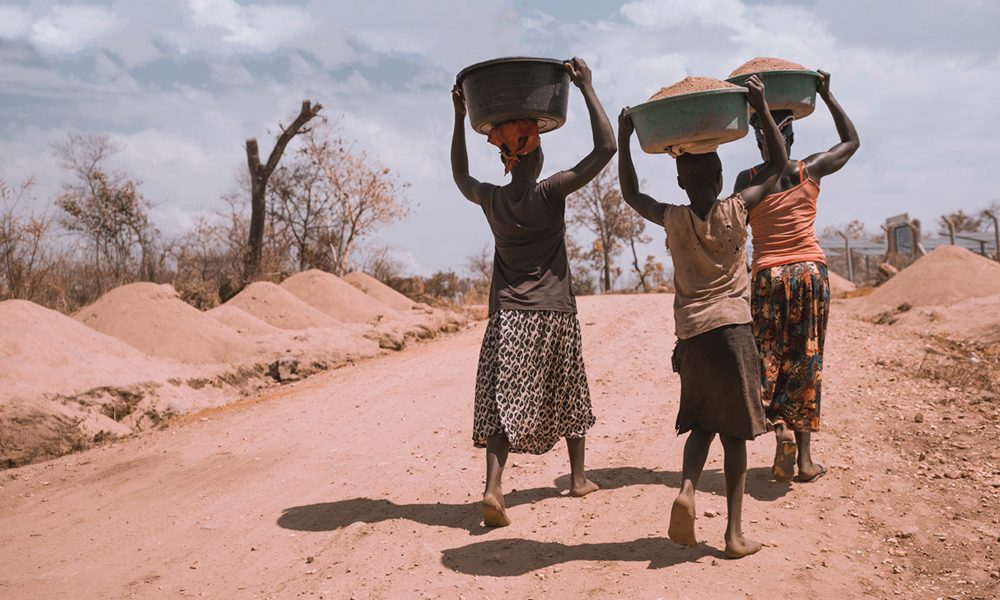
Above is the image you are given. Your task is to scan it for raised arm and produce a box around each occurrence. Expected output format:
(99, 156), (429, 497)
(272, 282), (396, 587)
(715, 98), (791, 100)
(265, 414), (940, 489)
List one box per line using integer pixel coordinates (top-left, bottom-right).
(618, 109), (667, 225)
(450, 85), (491, 205)
(740, 76), (789, 211)
(550, 57), (617, 196)
(802, 70), (860, 181)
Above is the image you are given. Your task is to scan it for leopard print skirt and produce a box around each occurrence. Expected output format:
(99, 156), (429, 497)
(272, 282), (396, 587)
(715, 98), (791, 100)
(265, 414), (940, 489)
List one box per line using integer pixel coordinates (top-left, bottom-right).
(473, 309), (595, 455)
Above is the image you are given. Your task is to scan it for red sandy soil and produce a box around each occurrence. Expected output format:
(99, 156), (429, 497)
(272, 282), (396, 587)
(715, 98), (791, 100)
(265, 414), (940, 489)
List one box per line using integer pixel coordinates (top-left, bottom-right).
(827, 269), (856, 297)
(224, 281), (342, 330)
(857, 245), (1000, 316)
(2, 294), (998, 598)
(1, 271), (470, 470)
(889, 292), (1000, 345)
(648, 76), (740, 101)
(0, 299), (204, 467)
(0, 299), (188, 404)
(344, 271), (416, 312)
(281, 269), (398, 324)
(729, 57), (807, 78)
(206, 304), (283, 336)
(74, 282), (253, 364)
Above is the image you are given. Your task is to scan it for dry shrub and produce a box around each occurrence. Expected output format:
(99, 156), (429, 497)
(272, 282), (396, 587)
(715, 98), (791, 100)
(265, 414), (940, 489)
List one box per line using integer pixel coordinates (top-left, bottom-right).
(915, 337), (1000, 392)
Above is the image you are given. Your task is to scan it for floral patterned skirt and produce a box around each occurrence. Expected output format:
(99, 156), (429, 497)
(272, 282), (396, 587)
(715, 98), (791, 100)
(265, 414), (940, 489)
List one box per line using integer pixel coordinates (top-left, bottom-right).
(473, 309), (595, 455)
(751, 261), (830, 432)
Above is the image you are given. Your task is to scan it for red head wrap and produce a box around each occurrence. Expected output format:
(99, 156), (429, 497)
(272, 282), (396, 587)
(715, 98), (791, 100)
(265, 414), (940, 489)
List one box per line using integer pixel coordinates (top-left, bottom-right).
(487, 119), (541, 174)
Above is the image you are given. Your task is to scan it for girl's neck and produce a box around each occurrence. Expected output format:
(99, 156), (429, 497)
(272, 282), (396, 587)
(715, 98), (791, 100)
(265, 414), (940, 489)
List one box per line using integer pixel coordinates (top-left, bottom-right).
(686, 190), (718, 219)
(508, 168), (537, 193)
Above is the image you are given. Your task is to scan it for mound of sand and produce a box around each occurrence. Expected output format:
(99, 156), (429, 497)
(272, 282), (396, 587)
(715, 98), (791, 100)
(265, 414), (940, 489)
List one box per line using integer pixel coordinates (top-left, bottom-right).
(281, 270), (396, 324)
(858, 246), (1000, 315)
(75, 283), (252, 364)
(1, 299), (174, 402)
(891, 292), (1000, 344)
(343, 272), (415, 312)
(649, 76), (741, 101)
(828, 270), (856, 297)
(225, 281), (341, 330)
(207, 305), (282, 336)
(729, 57), (806, 78)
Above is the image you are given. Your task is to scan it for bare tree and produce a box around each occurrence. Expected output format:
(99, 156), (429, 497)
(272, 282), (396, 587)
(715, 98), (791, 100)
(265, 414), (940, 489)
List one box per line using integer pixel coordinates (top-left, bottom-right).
(244, 100), (322, 283)
(621, 208), (653, 291)
(568, 165), (628, 292)
(938, 209), (983, 233)
(565, 234), (597, 296)
(356, 244), (406, 283)
(170, 216), (234, 309)
(267, 149), (331, 272)
(53, 133), (157, 293)
(0, 178), (57, 303)
(263, 121), (409, 275)
(820, 218), (869, 240)
(464, 244), (493, 302)
(300, 123), (409, 275)
(641, 255), (670, 290)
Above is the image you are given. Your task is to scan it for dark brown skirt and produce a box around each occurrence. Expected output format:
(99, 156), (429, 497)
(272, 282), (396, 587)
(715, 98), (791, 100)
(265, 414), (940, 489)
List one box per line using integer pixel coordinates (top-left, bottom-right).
(672, 323), (766, 440)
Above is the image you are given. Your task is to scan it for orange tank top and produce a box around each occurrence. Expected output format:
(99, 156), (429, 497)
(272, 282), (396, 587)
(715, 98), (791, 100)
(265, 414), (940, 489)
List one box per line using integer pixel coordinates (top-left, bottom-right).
(747, 161), (827, 277)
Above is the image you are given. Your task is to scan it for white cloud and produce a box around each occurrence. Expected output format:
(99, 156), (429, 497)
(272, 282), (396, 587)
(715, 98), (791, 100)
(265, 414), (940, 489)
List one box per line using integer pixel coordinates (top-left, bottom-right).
(0, 4), (120, 54)
(186, 0), (312, 52)
(30, 5), (120, 53)
(620, 0), (746, 30)
(2, 0), (999, 275)
(0, 7), (32, 38)
(730, 4), (837, 60)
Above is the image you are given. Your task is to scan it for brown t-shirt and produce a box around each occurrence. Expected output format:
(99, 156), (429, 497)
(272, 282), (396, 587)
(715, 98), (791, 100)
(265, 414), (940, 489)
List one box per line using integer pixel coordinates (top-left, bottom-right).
(480, 176), (576, 315)
(663, 194), (752, 340)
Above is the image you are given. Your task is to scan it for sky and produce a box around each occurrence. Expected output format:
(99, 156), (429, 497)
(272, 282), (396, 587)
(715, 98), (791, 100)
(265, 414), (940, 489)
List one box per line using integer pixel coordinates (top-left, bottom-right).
(1, 0), (998, 277)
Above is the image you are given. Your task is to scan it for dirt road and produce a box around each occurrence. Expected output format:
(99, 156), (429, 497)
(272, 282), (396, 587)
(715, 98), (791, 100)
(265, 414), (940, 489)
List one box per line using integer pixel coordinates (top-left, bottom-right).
(2, 295), (998, 599)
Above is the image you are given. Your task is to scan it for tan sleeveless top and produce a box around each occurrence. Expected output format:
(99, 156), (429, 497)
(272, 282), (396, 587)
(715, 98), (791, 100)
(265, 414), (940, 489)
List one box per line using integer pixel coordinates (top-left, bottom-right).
(662, 194), (752, 340)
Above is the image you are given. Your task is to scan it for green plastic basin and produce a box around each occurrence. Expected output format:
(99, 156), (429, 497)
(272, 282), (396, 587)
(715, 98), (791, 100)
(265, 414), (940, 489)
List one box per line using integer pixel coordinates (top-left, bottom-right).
(726, 70), (819, 119)
(626, 87), (749, 155)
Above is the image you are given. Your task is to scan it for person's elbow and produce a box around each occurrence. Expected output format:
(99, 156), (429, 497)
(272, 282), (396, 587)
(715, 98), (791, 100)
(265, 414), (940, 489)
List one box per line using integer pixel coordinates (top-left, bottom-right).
(596, 139), (618, 162)
(769, 145), (789, 166)
(621, 192), (647, 215)
(452, 171), (473, 193)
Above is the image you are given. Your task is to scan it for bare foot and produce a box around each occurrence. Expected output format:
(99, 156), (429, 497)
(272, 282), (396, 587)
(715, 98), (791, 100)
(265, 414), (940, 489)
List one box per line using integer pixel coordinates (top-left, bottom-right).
(772, 424), (796, 483)
(568, 478), (600, 497)
(481, 492), (511, 527)
(794, 463), (826, 483)
(668, 493), (697, 547)
(724, 533), (763, 559)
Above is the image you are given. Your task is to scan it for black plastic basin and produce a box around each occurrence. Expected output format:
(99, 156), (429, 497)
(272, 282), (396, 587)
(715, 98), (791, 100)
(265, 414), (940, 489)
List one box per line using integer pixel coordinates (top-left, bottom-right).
(457, 57), (570, 135)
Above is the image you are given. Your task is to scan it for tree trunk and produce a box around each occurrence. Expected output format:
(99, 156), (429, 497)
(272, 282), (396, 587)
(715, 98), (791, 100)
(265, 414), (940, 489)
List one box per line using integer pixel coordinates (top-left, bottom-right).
(242, 100), (323, 285)
(629, 237), (647, 292)
(244, 168), (265, 280)
(602, 240), (612, 293)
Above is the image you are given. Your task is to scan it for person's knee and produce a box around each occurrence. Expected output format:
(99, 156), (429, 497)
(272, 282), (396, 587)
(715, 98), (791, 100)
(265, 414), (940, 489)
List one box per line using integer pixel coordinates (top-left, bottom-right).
(719, 434), (746, 452)
(690, 428), (714, 441)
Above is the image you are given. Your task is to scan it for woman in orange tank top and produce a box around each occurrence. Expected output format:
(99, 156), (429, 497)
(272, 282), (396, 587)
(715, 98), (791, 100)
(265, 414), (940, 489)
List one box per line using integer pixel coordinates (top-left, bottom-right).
(733, 70), (860, 484)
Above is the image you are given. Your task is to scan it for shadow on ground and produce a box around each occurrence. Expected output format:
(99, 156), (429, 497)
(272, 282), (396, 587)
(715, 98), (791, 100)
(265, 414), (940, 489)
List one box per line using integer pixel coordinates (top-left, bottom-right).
(278, 465), (790, 536)
(564, 465), (790, 502)
(440, 536), (720, 576)
(278, 486), (559, 535)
